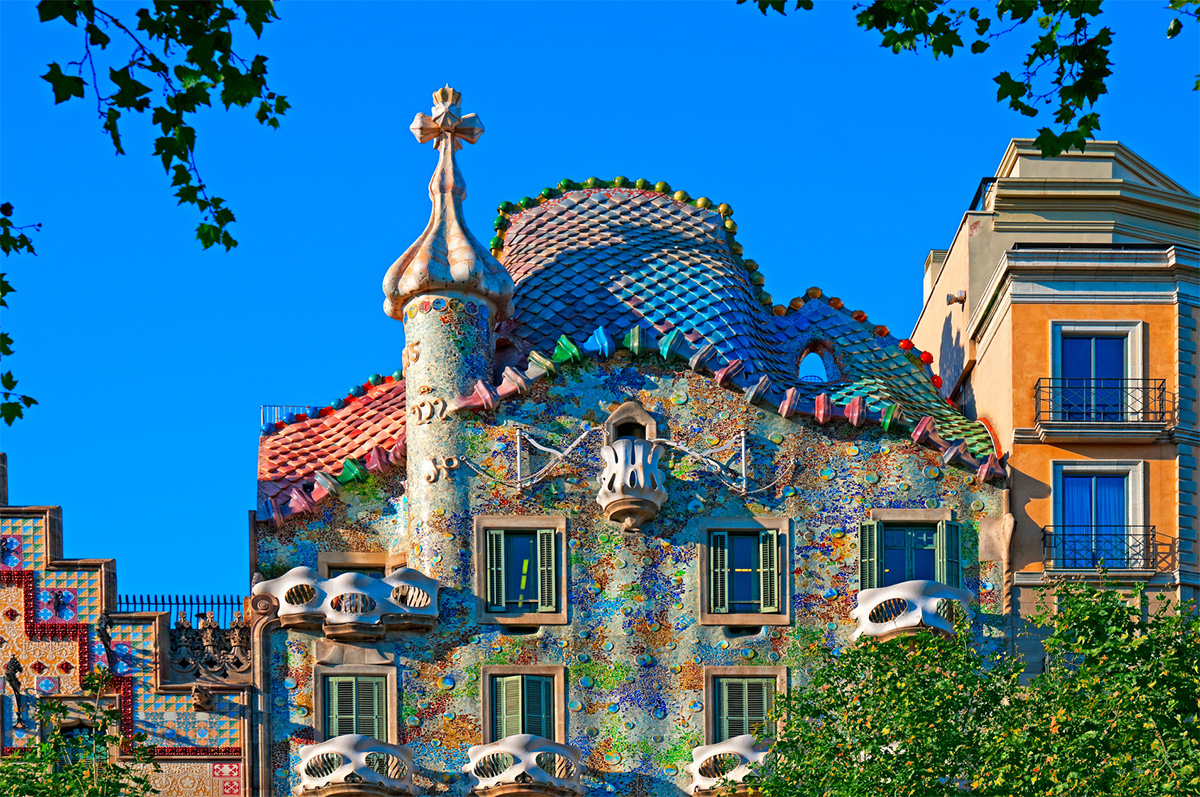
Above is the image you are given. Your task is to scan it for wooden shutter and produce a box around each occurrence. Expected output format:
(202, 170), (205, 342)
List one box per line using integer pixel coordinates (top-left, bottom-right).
(524, 676), (554, 739)
(326, 676), (358, 738)
(720, 678), (748, 741)
(860, 521), (883, 590)
(487, 528), (506, 611)
(355, 677), (386, 741)
(710, 531), (728, 613)
(759, 528), (780, 614)
(493, 675), (523, 740)
(536, 529), (557, 613)
(746, 679), (775, 738)
(937, 520), (962, 588)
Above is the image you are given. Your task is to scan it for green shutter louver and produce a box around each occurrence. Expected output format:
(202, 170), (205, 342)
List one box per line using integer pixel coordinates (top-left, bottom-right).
(487, 528), (506, 611)
(720, 679), (747, 741)
(494, 675), (524, 740)
(356, 676), (386, 741)
(746, 679), (775, 738)
(711, 531), (728, 613)
(860, 521), (883, 590)
(525, 676), (554, 739)
(326, 676), (386, 741)
(536, 529), (556, 613)
(937, 520), (962, 588)
(327, 676), (357, 738)
(759, 528), (780, 613)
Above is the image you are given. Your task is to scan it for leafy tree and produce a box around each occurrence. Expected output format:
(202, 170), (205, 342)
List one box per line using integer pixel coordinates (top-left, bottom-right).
(743, 579), (1200, 796)
(0, 668), (159, 796)
(740, 0), (1200, 158)
(1, 0), (287, 424)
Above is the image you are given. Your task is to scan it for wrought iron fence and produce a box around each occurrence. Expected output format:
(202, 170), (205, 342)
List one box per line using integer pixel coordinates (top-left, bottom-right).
(1042, 525), (1157, 570)
(261, 404), (310, 427)
(116, 594), (245, 627)
(1034, 378), (1167, 424)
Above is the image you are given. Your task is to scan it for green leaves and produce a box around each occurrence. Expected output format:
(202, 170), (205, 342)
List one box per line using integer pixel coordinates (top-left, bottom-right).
(0, 203), (38, 426)
(40, 62), (84, 104)
(109, 65), (152, 111)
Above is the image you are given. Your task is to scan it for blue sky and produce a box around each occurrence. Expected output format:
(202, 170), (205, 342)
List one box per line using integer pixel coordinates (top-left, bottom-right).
(1, 1), (1197, 596)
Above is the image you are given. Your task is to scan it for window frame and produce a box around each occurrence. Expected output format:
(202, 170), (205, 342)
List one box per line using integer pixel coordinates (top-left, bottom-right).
(317, 551), (406, 579)
(698, 517), (791, 627)
(703, 666), (786, 745)
(473, 516), (568, 626)
(312, 661), (398, 744)
(1050, 459), (1149, 571)
(480, 665), (566, 744)
(1050, 320), (1143, 382)
(862, 509), (962, 590)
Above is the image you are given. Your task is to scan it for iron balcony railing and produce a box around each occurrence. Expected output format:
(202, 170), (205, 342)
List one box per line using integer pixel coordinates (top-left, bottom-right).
(261, 404), (310, 427)
(1034, 378), (1167, 424)
(116, 594), (246, 627)
(1042, 525), (1157, 570)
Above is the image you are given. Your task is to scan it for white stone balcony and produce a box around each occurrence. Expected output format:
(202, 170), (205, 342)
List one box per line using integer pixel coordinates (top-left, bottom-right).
(461, 734), (584, 796)
(252, 566), (438, 640)
(295, 734), (418, 796)
(685, 734), (770, 795)
(596, 437), (668, 532)
(851, 579), (973, 641)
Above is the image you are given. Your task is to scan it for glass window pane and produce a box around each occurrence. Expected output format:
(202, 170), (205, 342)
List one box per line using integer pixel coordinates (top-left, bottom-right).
(1062, 475), (1094, 527)
(883, 549), (906, 586)
(912, 527), (937, 549)
(913, 549), (936, 581)
(883, 528), (907, 549)
(1093, 337), (1124, 380)
(505, 533), (538, 609)
(328, 566), (386, 579)
(1061, 337), (1093, 380)
(729, 534), (759, 612)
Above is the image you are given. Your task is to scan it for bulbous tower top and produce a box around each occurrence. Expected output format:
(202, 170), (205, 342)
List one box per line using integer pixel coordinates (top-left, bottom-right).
(382, 86), (514, 321)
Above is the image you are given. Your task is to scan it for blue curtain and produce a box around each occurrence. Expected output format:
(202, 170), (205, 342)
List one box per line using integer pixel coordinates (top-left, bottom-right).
(1061, 337), (1091, 421)
(1094, 337), (1125, 421)
(1095, 475), (1127, 568)
(1062, 475), (1093, 567)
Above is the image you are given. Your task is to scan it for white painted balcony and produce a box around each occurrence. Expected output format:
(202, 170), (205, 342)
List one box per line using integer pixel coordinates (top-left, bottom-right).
(851, 580), (973, 641)
(686, 734), (770, 795)
(596, 437), (668, 532)
(461, 734), (584, 796)
(252, 566), (438, 640)
(295, 734), (418, 796)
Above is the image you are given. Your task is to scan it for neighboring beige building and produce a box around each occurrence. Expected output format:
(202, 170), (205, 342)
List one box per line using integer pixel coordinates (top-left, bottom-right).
(912, 139), (1200, 673)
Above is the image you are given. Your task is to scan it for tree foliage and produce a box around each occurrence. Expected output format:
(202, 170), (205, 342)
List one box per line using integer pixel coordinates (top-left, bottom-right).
(739, 0), (1200, 158)
(0, 669), (159, 796)
(0, 202), (40, 426)
(743, 579), (1200, 796)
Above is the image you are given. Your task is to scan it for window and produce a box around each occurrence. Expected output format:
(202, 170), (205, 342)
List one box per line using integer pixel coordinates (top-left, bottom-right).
(325, 675), (387, 741)
(715, 677), (775, 742)
(860, 520), (960, 589)
(1052, 465), (1142, 569)
(317, 552), (404, 579)
(492, 675), (554, 739)
(328, 566), (387, 579)
(474, 517), (567, 625)
(699, 518), (790, 626)
(710, 530), (781, 615)
(1061, 335), (1125, 421)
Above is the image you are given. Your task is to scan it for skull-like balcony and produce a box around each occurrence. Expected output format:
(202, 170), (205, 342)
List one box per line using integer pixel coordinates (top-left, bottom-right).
(462, 734), (584, 796)
(252, 566), (439, 640)
(296, 734), (418, 796)
(851, 580), (973, 641)
(685, 735), (771, 795)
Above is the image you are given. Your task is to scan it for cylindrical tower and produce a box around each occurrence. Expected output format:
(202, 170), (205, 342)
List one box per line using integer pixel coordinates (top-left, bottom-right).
(382, 87), (514, 590)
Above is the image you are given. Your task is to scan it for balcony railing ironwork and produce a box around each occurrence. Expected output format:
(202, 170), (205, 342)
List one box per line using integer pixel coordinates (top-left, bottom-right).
(1034, 378), (1167, 424)
(1042, 525), (1157, 570)
(117, 594), (245, 627)
(260, 404), (309, 427)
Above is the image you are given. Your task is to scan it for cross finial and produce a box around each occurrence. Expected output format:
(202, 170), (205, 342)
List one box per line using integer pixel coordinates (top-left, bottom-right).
(410, 85), (483, 151)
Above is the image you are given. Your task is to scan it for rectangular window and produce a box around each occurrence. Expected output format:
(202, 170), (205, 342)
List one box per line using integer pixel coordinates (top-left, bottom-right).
(327, 566), (387, 579)
(1062, 473), (1128, 568)
(485, 527), (557, 614)
(491, 675), (554, 740)
(715, 677), (775, 742)
(709, 529), (781, 615)
(324, 675), (387, 741)
(860, 521), (961, 589)
(1060, 335), (1126, 421)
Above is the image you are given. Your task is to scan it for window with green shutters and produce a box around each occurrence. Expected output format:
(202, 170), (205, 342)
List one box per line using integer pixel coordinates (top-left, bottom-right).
(709, 529), (781, 614)
(491, 675), (555, 740)
(324, 675), (388, 741)
(859, 521), (962, 588)
(715, 677), (775, 742)
(485, 528), (557, 614)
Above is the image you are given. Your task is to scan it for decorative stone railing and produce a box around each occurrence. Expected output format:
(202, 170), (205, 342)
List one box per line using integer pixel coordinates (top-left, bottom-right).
(252, 566), (438, 640)
(596, 437), (668, 532)
(851, 580), (973, 641)
(685, 734), (770, 795)
(462, 734), (585, 795)
(296, 734), (418, 795)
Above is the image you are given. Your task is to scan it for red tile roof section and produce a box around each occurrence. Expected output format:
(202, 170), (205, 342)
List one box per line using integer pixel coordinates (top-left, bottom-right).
(257, 378), (407, 507)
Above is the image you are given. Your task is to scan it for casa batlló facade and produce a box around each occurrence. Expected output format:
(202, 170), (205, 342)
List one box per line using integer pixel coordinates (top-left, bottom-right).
(1, 88), (1015, 797)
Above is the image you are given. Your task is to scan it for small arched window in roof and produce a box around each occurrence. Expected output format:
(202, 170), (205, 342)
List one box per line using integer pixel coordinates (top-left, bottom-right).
(798, 352), (829, 383)
(604, 401), (658, 444)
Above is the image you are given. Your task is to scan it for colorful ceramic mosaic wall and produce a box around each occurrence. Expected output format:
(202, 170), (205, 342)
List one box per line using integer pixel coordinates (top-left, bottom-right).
(0, 505), (248, 797)
(260, 355), (1006, 796)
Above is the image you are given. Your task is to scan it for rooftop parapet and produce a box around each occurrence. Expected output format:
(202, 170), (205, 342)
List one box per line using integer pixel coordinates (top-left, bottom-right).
(851, 580), (973, 641)
(461, 734), (584, 796)
(251, 566), (438, 640)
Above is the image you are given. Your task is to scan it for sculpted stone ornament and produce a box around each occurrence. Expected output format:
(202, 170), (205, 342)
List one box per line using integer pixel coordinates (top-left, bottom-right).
(191, 683), (214, 712)
(96, 609), (115, 668)
(382, 86), (514, 320)
(851, 579), (974, 641)
(686, 734), (771, 795)
(596, 437), (669, 532)
(295, 734), (419, 795)
(224, 611), (251, 673)
(462, 733), (585, 795)
(4, 654), (25, 729)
